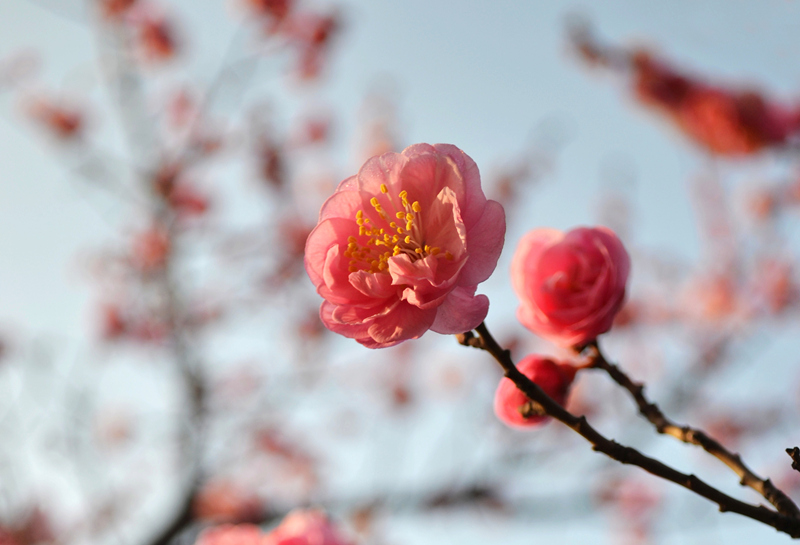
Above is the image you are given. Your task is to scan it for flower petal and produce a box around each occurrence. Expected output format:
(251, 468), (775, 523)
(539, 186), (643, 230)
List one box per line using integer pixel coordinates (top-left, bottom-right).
(367, 302), (437, 346)
(459, 200), (506, 286)
(429, 285), (489, 334)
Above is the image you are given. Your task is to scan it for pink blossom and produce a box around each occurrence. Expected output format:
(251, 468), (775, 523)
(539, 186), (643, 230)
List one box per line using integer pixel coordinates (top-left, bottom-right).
(263, 510), (353, 545)
(305, 144), (505, 348)
(511, 226), (630, 347)
(193, 481), (264, 523)
(494, 355), (576, 429)
(195, 524), (263, 545)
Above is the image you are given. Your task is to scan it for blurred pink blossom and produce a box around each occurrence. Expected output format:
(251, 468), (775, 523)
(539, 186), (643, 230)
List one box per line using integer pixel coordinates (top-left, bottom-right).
(263, 509), (354, 545)
(195, 524), (263, 545)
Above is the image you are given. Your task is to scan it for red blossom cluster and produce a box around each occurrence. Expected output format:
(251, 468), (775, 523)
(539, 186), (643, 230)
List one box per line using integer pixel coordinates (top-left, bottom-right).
(285, 12), (340, 80)
(101, 303), (169, 342)
(0, 509), (53, 545)
(136, 13), (178, 62)
(571, 26), (800, 156)
(26, 97), (84, 140)
(193, 481), (265, 523)
(244, 0), (340, 80)
(99, 0), (138, 20)
(130, 227), (170, 273)
(247, 0), (294, 29)
(153, 163), (211, 220)
(631, 51), (800, 156)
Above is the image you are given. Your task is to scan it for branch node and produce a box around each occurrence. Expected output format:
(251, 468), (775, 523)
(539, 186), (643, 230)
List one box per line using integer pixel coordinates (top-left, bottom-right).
(787, 447), (800, 473)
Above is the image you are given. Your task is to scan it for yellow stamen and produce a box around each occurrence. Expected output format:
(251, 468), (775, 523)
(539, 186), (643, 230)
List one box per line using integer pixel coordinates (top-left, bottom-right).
(349, 187), (453, 271)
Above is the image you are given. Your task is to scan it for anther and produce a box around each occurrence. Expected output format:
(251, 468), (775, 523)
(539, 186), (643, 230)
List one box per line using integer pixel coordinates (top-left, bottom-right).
(380, 184), (388, 193)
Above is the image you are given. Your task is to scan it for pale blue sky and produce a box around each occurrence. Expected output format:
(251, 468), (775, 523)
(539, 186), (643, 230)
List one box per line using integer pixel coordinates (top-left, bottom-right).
(3, 1), (800, 544)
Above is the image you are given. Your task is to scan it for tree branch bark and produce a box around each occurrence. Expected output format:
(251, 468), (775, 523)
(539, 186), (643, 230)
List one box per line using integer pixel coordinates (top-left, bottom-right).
(458, 323), (800, 538)
(586, 341), (800, 518)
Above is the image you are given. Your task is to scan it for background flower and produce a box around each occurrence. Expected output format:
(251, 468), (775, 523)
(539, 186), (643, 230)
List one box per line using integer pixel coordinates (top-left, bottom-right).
(263, 509), (354, 545)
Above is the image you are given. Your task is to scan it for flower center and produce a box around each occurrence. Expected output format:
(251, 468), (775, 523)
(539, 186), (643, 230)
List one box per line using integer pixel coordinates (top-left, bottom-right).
(345, 184), (453, 273)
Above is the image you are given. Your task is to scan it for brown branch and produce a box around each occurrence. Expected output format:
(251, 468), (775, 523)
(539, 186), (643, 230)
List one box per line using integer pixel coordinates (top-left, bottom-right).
(458, 323), (800, 538)
(586, 342), (800, 518)
(788, 448), (800, 474)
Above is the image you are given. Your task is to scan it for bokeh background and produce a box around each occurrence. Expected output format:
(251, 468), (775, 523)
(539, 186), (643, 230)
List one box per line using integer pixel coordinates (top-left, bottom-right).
(3, 1), (800, 544)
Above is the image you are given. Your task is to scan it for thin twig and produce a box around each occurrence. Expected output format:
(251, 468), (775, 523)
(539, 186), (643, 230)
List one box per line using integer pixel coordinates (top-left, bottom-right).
(458, 323), (800, 538)
(787, 448), (800, 474)
(586, 341), (800, 518)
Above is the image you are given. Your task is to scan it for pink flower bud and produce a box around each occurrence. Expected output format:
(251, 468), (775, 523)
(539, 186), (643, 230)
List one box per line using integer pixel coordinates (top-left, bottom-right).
(511, 226), (630, 347)
(494, 355), (576, 428)
(305, 144), (506, 348)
